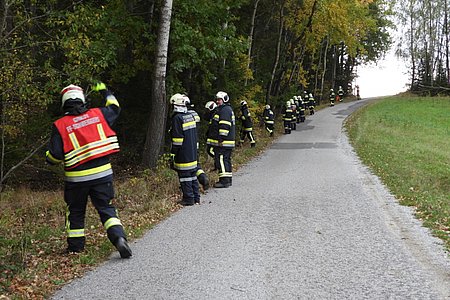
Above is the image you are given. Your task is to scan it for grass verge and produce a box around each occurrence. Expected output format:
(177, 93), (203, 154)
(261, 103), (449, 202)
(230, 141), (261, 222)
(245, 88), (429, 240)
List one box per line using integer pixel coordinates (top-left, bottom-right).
(345, 95), (450, 252)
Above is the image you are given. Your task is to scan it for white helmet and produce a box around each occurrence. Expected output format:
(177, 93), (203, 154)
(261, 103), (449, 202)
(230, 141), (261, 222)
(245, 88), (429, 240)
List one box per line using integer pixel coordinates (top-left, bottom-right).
(61, 84), (85, 107)
(205, 100), (217, 111)
(170, 93), (187, 106)
(309, 93), (313, 98)
(265, 104), (270, 110)
(286, 101), (291, 107)
(240, 100), (247, 106)
(293, 96), (298, 100)
(216, 91), (229, 102)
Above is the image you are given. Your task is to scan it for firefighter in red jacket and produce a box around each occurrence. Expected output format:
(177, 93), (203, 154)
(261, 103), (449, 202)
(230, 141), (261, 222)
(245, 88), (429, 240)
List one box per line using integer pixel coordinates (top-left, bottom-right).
(170, 94), (200, 205)
(46, 83), (132, 258)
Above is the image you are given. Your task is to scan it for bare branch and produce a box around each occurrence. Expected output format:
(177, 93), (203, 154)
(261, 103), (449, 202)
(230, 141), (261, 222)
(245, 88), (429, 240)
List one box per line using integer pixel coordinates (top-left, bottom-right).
(0, 135), (49, 187)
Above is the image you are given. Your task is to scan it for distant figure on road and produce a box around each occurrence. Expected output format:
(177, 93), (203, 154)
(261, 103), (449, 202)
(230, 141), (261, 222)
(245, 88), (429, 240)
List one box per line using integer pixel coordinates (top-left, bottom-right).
(338, 86), (344, 102)
(308, 93), (315, 115)
(46, 82), (132, 258)
(282, 100), (293, 134)
(329, 89), (336, 107)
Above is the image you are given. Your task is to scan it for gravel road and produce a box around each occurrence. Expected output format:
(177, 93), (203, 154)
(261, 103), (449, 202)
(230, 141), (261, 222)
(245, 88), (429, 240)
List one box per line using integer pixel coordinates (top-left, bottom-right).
(52, 99), (450, 300)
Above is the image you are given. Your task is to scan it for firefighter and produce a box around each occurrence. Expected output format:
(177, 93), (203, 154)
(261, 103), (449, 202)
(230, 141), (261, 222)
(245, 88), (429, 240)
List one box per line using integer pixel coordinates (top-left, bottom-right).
(329, 88), (336, 106)
(263, 104), (274, 136)
(46, 83), (132, 258)
(338, 85), (344, 102)
(204, 100), (217, 159)
(308, 93), (315, 115)
(282, 100), (293, 134)
(239, 100), (256, 147)
(293, 96), (300, 124)
(303, 91), (309, 106)
(212, 91), (235, 188)
(185, 96), (209, 190)
(169, 93), (200, 205)
(290, 99), (297, 130)
(298, 95), (306, 122)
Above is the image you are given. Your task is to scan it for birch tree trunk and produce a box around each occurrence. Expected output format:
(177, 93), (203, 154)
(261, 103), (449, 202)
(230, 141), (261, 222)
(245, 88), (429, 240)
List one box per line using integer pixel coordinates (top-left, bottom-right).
(142, 0), (173, 168)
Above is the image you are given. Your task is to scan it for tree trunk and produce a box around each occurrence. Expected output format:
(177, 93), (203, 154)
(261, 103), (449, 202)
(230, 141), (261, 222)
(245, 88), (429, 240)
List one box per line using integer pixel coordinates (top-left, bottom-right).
(320, 36), (329, 103)
(142, 0), (173, 168)
(245, 0), (260, 86)
(445, 0), (449, 84)
(265, 1), (284, 104)
(409, 0), (416, 88)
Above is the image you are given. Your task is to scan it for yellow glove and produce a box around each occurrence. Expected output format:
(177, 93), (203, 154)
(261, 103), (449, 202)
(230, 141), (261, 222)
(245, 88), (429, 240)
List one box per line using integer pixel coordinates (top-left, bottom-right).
(92, 82), (107, 92)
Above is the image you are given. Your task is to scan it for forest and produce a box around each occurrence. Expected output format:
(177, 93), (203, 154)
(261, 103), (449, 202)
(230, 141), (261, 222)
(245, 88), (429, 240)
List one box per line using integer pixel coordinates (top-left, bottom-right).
(0, 0), (448, 191)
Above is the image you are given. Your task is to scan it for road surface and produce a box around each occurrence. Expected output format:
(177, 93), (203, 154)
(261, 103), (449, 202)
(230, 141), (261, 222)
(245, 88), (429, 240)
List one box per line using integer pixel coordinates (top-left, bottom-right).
(53, 99), (450, 299)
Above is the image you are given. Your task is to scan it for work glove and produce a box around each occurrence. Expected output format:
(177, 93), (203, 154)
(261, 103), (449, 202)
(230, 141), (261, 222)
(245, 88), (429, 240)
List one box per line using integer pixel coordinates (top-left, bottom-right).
(92, 82), (107, 92)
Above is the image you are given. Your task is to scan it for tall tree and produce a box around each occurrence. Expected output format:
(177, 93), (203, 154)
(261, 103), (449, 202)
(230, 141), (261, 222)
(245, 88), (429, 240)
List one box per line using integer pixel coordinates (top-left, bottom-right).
(142, 0), (173, 168)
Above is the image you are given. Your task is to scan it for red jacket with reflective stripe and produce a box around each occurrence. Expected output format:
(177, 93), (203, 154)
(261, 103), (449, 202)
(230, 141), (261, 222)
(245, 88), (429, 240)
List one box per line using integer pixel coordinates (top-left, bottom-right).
(54, 108), (119, 170)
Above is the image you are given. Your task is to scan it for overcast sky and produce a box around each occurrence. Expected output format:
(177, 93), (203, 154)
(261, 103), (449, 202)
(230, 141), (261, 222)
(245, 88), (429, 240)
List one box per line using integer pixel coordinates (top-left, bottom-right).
(356, 46), (409, 98)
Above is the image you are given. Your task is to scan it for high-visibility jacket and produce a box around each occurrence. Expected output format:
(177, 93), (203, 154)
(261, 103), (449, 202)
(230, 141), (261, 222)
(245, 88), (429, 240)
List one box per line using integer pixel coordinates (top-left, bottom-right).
(263, 108), (274, 124)
(170, 112), (198, 171)
(206, 108), (218, 147)
(240, 105), (253, 132)
(188, 109), (200, 150)
(211, 103), (235, 148)
(282, 107), (293, 121)
(46, 92), (120, 183)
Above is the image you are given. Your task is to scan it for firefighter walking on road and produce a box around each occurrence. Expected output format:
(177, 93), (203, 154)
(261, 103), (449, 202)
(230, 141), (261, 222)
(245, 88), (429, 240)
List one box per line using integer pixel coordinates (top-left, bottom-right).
(338, 85), (344, 102)
(239, 100), (256, 147)
(329, 89), (336, 107)
(282, 100), (293, 134)
(46, 82), (132, 258)
(212, 91), (235, 188)
(169, 94), (200, 205)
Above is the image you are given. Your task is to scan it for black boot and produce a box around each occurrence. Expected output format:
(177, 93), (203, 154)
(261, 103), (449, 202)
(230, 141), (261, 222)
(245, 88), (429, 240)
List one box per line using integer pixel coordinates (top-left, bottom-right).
(214, 178), (230, 188)
(251, 142), (256, 148)
(115, 237), (132, 258)
(198, 173), (209, 190)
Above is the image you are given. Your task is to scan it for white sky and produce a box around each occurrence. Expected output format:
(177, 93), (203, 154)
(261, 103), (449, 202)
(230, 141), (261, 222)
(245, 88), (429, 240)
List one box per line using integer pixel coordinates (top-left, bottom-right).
(356, 47), (409, 98)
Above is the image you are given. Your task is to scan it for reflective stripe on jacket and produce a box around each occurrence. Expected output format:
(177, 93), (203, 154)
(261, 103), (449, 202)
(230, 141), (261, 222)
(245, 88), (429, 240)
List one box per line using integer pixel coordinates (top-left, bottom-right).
(171, 112), (198, 170)
(54, 108), (119, 170)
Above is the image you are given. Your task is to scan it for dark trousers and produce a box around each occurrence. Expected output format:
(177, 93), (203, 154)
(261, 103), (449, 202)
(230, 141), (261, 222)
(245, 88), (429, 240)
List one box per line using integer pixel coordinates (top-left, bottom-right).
(284, 120), (291, 134)
(214, 147), (233, 182)
(177, 169), (200, 204)
(206, 144), (215, 158)
(64, 180), (126, 252)
(265, 123), (274, 135)
(240, 130), (256, 145)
